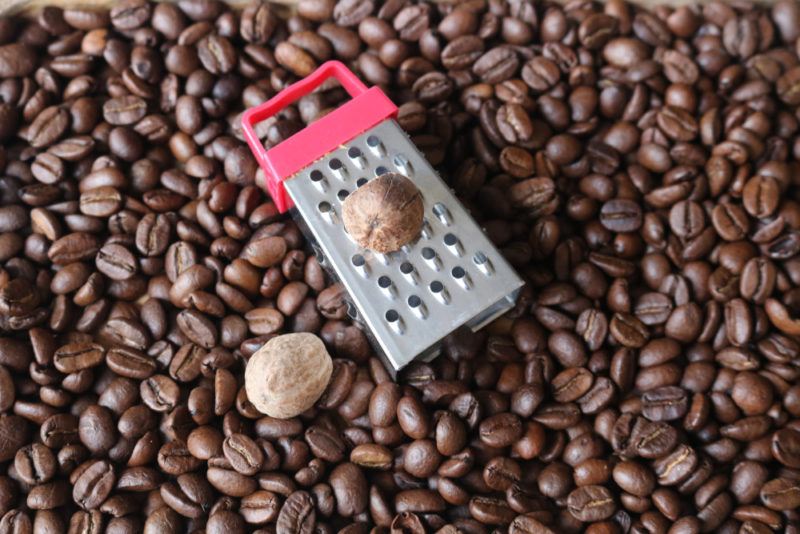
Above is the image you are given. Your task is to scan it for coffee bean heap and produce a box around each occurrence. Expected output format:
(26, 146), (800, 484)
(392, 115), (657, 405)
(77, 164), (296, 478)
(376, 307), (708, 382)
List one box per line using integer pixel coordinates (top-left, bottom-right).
(0, 0), (800, 532)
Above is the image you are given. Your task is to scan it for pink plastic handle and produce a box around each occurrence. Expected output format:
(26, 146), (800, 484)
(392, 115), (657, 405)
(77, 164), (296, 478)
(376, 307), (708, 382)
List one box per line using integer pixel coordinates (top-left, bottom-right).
(241, 60), (397, 213)
(242, 61), (368, 137)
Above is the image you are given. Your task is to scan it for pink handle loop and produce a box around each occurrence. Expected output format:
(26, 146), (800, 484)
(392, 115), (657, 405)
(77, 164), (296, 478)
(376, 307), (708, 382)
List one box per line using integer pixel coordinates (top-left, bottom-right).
(241, 61), (368, 165)
(241, 61), (397, 213)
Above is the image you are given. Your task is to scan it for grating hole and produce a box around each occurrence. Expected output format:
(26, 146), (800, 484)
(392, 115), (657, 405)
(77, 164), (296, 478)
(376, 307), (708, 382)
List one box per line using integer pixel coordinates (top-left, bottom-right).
(348, 147), (362, 158)
(408, 295), (421, 308)
(318, 201), (331, 213)
(433, 202), (450, 221)
(400, 261), (414, 274)
(337, 189), (349, 201)
(385, 309), (399, 322)
(329, 158), (342, 170)
(430, 281), (443, 293)
(367, 135), (380, 147)
(444, 233), (457, 246)
(376, 166), (390, 176)
(310, 170), (323, 182)
(347, 302), (358, 320)
(356, 178), (368, 187)
(394, 154), (408, 167)
(421, 247), (435, 260)
(378, 275), (392, 289)
(352, 254), (365, 267)
(421, 218), (432, 238)
(452, 266), (465, 279)
(473, 251), (488, 264)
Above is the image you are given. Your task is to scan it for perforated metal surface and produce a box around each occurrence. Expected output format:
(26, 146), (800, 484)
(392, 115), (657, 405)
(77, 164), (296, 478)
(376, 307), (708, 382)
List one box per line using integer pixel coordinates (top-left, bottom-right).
(284, 119), (524, 374)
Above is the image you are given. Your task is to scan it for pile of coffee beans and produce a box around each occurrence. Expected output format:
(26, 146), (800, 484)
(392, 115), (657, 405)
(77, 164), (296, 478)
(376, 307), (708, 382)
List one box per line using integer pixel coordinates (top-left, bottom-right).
(0, 0), (800, 532)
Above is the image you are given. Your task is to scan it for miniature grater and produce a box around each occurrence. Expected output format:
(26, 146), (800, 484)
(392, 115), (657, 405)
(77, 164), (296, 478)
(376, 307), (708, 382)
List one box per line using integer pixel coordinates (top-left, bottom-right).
(241, 61), (524, 376)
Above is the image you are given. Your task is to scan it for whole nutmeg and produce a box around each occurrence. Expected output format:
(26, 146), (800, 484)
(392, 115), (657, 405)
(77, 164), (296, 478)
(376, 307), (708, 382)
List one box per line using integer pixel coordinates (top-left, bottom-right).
(342, 172), (424, 253)
(244, 333), (333, 419)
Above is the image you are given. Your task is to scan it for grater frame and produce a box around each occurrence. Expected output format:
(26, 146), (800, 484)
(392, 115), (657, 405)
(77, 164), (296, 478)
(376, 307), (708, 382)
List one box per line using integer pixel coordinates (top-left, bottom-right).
(241, 61), (525, 375)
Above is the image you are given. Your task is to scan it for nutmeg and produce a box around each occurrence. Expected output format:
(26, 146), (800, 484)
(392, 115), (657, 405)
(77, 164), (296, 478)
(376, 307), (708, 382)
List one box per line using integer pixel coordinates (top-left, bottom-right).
(341, 172), (424, 253)
(244, 333), (333, 419)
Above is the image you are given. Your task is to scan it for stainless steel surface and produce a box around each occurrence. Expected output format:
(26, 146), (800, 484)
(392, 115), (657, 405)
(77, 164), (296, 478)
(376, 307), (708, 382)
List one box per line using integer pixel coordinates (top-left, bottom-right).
(285, 119), (524, 374)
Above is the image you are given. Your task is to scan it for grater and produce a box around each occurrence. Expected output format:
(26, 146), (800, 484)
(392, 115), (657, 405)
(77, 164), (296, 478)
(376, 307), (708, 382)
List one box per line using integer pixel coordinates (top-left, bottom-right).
(241, 61), (524, 375)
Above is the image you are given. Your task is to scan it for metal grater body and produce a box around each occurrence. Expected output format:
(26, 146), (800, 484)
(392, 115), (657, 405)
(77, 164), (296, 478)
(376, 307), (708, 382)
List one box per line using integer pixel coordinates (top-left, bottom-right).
(283, 119), (524, 375)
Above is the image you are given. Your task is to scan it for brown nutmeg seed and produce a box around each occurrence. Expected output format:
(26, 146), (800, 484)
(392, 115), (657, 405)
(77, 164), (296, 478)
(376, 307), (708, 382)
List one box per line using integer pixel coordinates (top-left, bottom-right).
(244, 333), (333, 419)
(342, 172), (424, 253)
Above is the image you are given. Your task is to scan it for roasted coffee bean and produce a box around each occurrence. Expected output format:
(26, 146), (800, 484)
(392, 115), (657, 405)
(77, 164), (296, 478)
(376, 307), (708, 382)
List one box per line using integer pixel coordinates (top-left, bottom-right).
(223, 433), (264, 475)
(469, 496), (516, 524)
(477, 413), (523, 450)
(329, 463), (368, 516)
(96, 243), (138, 280)
(72, 459), (115, 510)
(197, 34), (237, 74)
(15, 444), (57, 485)
(103, 95), (147, 125)
(277, 490), (316, 534)
(600, 199), (642, 233)
(53, 342), (104, 373)
(567, 485), (616, 522)
(48, 233), (100, 265)
(350, 443), (392, 470)
(653, 444), (698, 486)
(641, 386), (689, 421)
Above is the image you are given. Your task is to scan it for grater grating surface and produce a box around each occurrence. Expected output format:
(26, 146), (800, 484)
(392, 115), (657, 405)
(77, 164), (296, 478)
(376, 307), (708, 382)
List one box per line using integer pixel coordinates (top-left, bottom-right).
(283, 119), (524, 374)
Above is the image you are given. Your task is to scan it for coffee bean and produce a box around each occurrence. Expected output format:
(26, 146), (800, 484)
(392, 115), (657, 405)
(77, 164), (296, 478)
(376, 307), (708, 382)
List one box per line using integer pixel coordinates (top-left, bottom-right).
(53, 342), (104, 373)
(771, 428), (800, 468)
(305, 425), (346, 463)
(241, 235), (287, 268)
(106, 347), (157, 380)
(642, 386), (689, 422)
(669, 200), (705, 239)
(15, 444), (56, 486)
(48, 233), (100, 265)
(197, 34), (237, 74)
(79, 186), (123, 217)
(0, 43), (37, 77)
(653, 444), (698, 486)
(464, 496), (512, 525)
(760, 478), (800, 511)
(28, 106), (70, 149)
(155, 435), (198, 472)
(177, 309), (218, 348)
(277, 490), (316, 534)
(72, 460), (115, 510)
(329, 463), (367, 516)
(626, 417), (679, 459)
(551, 367), (593, 403)
(479, 413), (523, 448)
(412, 71), (454, 103)
(350, 443), (392, 470)
(473, 46), (518, 84)
(103, 95), (147, 125)
(138, 375), (179, 414)
(96, 243), (138, 280)
(610, 313), (649, 348)
(567, 485), (616, 522)
(31, 153), (65, 185)
(509, 515), (556, 534)
(441, 35), (484, 71)
(600, 199), (642, 232)
(222, 433), (264, 475)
